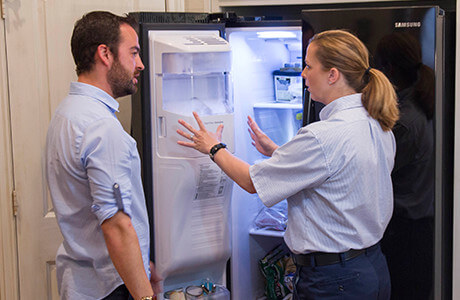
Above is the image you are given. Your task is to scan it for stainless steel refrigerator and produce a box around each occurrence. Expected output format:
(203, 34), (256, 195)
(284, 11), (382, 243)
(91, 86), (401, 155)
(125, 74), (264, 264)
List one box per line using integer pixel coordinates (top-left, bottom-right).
(130, 4), (454, 299)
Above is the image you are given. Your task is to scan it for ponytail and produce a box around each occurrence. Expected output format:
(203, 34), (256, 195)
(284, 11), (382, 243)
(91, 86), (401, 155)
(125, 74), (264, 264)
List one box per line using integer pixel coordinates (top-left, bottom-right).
(361, 68), (399, 131)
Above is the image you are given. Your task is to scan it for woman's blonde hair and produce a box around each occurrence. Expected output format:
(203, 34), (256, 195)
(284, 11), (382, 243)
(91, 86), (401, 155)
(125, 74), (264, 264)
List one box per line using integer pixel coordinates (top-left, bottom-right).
(310, 29), (399, 131)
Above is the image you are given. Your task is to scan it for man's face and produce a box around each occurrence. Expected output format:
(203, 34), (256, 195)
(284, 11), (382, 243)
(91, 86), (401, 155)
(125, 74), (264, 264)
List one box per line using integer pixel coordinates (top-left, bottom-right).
(108, 24), (144, 98)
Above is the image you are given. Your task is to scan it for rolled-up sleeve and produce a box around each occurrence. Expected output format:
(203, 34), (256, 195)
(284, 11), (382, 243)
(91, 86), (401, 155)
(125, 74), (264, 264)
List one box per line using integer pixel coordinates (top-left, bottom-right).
(249, 128), (331, 207)
(80, 118), (135, 224)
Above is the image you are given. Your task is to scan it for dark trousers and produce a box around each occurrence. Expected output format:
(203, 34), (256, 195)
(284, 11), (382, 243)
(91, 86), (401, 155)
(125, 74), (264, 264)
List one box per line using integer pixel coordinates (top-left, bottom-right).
(293, 244), (391, 300)
(102, 284), (133, 300)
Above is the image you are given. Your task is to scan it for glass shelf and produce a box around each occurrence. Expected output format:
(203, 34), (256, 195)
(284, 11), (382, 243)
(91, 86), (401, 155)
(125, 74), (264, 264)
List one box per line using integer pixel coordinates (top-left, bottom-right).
(253, 102), (302, 109)
(249, 228), (285, 238)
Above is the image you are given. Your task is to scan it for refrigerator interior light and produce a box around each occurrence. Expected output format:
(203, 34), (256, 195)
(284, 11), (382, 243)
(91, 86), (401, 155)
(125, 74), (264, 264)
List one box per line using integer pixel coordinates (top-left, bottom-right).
(256, 31), (297, 39)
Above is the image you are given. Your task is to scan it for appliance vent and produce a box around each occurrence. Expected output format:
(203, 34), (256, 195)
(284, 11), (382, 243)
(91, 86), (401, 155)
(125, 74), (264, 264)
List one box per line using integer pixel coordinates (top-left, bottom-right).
(131, 12), (209, 24)
(184, 36), (227, 46)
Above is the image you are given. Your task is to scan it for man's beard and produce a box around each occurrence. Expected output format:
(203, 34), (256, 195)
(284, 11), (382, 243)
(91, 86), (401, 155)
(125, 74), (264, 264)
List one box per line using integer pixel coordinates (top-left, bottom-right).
(107, 59), (137, 98)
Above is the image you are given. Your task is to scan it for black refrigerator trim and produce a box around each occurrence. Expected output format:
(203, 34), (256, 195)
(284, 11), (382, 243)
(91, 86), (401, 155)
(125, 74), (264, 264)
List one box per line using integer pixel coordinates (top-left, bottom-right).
(434, 8), (455, 300)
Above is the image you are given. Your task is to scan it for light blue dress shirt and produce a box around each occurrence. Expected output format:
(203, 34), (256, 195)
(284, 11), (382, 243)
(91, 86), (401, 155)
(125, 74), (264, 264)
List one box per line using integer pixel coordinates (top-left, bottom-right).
(250, 93), (396, 254)
(46, 82), (150, 299)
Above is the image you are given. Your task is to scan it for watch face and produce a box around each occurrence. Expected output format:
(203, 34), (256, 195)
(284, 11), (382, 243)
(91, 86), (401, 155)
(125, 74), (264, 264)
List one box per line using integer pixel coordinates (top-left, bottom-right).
(210, 143), (226, 161)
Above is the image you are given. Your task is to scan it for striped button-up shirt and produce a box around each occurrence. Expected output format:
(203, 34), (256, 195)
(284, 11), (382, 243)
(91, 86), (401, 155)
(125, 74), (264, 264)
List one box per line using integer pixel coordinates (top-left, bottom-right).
(46, 82), (150, 299)
(250, 93), (395, 254)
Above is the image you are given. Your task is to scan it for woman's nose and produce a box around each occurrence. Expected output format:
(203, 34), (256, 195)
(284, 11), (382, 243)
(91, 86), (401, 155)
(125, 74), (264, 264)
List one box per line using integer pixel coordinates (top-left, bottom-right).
(301, 67), (307, 79)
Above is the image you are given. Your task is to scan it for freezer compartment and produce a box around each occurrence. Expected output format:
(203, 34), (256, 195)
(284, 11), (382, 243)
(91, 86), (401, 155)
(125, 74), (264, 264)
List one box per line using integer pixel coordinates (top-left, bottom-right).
(150, 34), (234, 159)
(162, 52), (231, 74)
(160, 51), (233, 116)
(161, 72), (233, 116)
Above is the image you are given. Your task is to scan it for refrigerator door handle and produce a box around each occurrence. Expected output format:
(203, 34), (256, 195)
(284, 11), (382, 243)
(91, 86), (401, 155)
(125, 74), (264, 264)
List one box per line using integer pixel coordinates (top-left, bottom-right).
(158, 116), (166, 137)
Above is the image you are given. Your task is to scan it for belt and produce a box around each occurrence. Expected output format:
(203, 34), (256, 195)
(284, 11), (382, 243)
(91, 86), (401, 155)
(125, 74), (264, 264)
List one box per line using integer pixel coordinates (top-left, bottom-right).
(292, 243), (379, 267)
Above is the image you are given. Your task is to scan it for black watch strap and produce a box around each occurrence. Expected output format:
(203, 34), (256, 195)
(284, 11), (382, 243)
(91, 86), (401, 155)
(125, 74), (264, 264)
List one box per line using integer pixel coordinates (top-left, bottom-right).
(209, 143), (227, 161)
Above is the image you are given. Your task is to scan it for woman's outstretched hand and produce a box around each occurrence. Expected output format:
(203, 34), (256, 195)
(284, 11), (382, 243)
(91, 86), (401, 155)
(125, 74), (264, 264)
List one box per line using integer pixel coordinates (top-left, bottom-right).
(177, 111), (223, 154)
(247, 115), (278, 157)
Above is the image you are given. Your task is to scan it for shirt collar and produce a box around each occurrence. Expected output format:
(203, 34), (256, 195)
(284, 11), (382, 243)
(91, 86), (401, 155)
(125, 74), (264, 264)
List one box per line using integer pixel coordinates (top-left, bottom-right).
(319, 93), (363, 121)
(69, 82), (120, 113)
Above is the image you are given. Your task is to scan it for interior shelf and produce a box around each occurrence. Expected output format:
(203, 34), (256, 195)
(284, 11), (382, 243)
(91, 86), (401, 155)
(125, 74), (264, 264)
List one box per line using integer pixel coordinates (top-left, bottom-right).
(249, 228), (285, 238)
(253, 102), (302, 109)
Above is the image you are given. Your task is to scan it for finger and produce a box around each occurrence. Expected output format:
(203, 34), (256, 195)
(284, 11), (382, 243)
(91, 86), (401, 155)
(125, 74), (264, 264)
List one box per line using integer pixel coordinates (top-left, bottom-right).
(248, 128), (256, 140)
(177, 129), (194, 140)
(247, 115), (258, 128)
(216, 124), (224, 138)
(247, 116), (261, 132)
(192, 111), (207, 131)
(178, 119), (197, 135)
(177, 140), (196, 148)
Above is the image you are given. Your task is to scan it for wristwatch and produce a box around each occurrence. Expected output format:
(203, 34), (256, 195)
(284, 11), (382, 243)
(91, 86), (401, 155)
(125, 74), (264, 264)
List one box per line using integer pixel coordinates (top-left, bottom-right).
(209, 143), (227, 161)
(140, 296), (153, 300)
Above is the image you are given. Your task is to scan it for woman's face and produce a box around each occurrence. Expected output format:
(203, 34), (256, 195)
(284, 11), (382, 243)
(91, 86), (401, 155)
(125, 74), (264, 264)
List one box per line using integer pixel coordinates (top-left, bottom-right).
(301, 42), (331, 104)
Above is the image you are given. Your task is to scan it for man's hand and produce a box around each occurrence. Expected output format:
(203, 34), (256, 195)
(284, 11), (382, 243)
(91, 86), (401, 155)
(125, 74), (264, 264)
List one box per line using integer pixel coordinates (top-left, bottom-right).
(101, 211), (154, 300)
(149, 261), (163, 295)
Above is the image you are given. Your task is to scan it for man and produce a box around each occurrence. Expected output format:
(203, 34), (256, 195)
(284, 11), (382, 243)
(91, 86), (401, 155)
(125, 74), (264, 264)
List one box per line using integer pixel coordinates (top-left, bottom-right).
(46, 11), (160, 299)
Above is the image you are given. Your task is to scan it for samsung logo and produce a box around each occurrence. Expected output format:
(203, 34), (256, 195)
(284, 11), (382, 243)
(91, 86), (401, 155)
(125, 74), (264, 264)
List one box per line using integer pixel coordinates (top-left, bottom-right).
(395, 22), (421, 28)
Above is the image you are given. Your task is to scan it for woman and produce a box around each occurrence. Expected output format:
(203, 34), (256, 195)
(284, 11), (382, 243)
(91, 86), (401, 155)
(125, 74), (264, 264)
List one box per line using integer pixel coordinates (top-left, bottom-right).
(177, 29), (398, 300)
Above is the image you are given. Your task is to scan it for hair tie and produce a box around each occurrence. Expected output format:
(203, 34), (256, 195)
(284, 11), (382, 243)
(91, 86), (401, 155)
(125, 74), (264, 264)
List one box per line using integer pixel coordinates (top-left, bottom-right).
(364, 67), (372, 76)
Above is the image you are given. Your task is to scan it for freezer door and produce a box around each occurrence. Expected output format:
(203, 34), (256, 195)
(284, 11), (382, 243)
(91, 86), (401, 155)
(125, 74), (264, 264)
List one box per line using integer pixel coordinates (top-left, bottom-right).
(130, 18), (234, 296)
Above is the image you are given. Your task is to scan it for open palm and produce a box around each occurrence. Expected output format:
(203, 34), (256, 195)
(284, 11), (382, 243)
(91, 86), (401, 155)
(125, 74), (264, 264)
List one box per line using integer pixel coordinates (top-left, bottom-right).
(247, 115), (278, 157)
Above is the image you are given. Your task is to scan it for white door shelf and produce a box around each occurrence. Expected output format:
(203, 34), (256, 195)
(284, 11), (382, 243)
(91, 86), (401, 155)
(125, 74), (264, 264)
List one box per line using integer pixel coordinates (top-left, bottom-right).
(253, 102), (302, 109)
(249, 228), (285, 238)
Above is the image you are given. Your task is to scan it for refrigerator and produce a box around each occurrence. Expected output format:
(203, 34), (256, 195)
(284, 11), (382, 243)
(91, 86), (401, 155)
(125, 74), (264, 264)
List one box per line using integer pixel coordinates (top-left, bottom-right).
(130, 4), (454, 299)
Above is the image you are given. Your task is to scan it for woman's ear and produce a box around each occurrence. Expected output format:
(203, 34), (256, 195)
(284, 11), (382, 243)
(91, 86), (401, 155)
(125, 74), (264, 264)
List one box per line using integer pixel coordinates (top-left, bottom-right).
(328, 67), (339, 85)
(95, 44), (113, 68)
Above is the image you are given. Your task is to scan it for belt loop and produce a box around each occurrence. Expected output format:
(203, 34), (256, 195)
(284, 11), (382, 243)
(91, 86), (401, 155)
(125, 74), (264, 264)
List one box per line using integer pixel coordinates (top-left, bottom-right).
(340, 253), (346, 266)
(310, 255), (316, 268)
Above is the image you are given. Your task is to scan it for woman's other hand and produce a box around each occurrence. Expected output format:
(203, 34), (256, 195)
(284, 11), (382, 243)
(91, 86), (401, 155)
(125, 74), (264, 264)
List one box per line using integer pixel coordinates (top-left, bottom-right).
(177, 111), (223, 154)
(247, 115), (278, 157)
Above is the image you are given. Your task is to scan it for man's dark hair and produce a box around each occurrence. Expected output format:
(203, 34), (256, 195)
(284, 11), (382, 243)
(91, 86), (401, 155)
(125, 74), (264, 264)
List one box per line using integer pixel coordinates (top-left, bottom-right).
(71, 11), (138, 76)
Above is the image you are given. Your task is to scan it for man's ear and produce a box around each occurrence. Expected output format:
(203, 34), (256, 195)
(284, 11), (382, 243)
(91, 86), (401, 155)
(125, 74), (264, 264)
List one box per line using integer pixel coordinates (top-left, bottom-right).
(95, 44), (113, 68)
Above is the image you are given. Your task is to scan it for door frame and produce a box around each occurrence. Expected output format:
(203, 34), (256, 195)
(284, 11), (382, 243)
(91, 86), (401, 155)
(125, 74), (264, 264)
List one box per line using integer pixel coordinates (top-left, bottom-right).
(0, 16), (19, 300)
